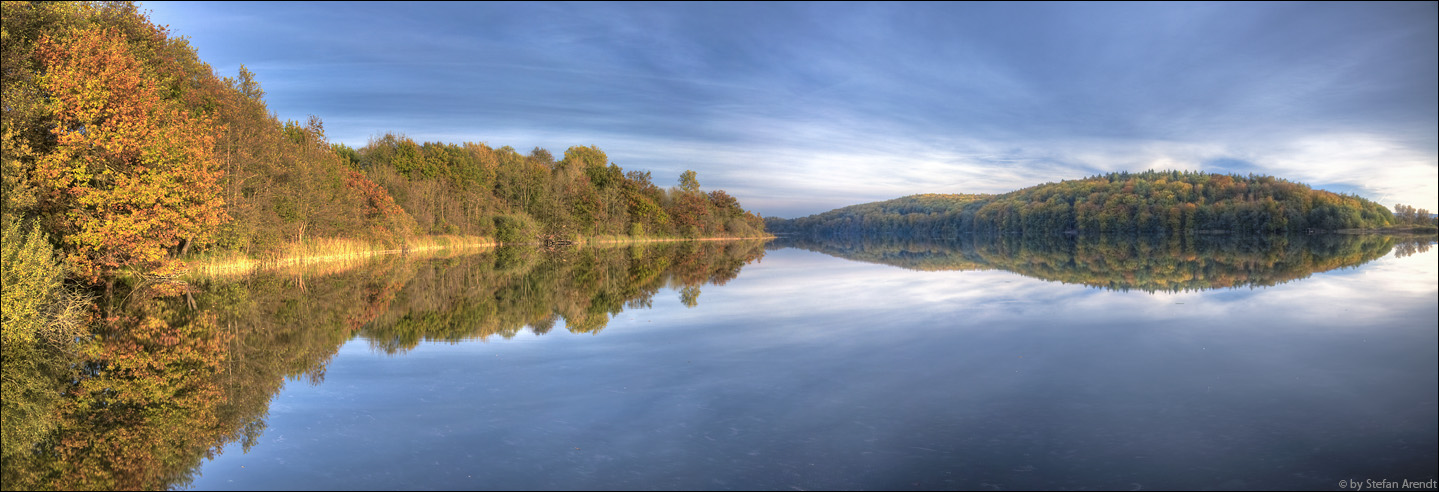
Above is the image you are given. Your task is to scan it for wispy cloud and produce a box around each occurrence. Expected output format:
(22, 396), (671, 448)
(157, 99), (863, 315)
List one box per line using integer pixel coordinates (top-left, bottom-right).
(141, 1), (1438, 217)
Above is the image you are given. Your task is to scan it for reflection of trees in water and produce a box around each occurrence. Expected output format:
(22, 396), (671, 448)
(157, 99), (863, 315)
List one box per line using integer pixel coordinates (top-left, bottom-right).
(2, 255), (419, 490)
(1392, 237), (1436, 258)
(1, 241), (766, 491)
(3, 282), (235, 490)
(360, 240), (767, 352)
(773, 233), (1403, 292)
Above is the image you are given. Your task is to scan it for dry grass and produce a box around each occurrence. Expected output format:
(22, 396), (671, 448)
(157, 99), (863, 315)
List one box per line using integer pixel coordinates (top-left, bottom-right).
(578, 234), (774, 246)
(181, 233), (768, 279)
(184, 235), (494, 279)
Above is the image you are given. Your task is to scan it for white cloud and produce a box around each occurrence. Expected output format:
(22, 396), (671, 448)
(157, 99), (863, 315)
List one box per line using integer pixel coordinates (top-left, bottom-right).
(1248, 133), (1439, 210)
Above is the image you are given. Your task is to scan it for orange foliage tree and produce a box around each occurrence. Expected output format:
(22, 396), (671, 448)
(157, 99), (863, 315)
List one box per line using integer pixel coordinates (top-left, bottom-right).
(34, 26), (228, 282)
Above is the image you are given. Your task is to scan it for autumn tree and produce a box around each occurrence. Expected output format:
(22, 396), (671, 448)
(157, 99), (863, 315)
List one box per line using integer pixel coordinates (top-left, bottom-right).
(33, 25), (228, 282)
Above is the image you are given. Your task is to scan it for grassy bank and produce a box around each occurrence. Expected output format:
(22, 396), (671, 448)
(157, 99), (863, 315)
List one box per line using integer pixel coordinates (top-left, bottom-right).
(577, 234), (775, 245)
(182, 235), (495, 278)
(1336, 225), (1439, 235)
(181, 234), (773, 279)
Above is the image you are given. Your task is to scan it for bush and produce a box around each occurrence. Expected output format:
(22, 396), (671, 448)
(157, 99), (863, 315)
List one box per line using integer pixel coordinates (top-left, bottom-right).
(1, 217), (92, 460)
(493, 214), (538, 244)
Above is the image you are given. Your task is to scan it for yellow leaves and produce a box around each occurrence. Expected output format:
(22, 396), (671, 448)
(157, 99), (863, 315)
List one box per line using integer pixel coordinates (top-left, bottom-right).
(38, 27), (154, 156)
(33, 24), (229, 283)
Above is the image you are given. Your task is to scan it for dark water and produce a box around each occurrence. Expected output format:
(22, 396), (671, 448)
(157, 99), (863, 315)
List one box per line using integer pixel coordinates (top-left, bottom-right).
(6, 236), (1436, 490)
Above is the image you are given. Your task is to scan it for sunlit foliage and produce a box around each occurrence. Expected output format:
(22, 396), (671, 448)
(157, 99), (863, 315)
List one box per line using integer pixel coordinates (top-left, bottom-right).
(30, 22), (227, 281)
(354, 134), (767, 240)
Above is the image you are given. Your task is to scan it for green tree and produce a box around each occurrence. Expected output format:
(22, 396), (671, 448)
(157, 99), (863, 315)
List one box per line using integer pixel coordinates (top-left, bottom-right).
(679, 170), (700, 193)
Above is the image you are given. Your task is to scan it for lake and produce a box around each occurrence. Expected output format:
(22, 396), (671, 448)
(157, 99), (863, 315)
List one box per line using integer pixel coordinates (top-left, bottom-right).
(5, 236), (1435, 490)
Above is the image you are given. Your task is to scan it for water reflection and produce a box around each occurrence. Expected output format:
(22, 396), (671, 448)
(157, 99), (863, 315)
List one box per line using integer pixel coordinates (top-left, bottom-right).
(4, 235), (1432, 490)
(174, 241), (1432, 491)
(361, 241), (764, 353)
(771, 233), (1433, 292)
(0, 240), (766, 491)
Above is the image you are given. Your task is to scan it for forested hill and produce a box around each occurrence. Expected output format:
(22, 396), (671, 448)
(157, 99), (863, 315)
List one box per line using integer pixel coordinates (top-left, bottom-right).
(1, 1), (766, 284)
(767, 171), (1411, 237)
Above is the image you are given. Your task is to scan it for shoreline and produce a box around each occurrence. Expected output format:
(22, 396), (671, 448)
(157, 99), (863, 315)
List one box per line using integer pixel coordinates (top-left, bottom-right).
(577, 235), (775, 245)
(183, 234), (773, 279)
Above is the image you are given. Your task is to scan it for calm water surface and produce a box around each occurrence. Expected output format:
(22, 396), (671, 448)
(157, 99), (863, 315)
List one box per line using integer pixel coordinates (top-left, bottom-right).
(8, 237), (1434, 490)
(183, 236), (1436, 491)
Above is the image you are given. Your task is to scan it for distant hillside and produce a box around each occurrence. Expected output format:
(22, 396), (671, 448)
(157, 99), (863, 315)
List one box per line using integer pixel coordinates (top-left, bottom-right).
(767, 171), (1401, 236)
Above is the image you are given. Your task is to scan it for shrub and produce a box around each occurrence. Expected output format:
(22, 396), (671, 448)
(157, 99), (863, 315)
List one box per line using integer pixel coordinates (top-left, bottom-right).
(493, 214), (538, 244)
(1, 217), (92, 460)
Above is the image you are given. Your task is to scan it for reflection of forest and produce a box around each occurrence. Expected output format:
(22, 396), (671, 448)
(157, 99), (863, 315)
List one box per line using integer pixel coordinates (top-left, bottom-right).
(1, 241), (766, 491)
(361, 241), (766, 353)
(772, 234), (1430, 292)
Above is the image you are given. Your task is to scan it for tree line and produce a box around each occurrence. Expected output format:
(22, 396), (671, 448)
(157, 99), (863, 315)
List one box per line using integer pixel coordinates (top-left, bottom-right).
(2, 1), (767, 286)
(1391, 203), (1437, 230)
(766, 170), (1411, 237)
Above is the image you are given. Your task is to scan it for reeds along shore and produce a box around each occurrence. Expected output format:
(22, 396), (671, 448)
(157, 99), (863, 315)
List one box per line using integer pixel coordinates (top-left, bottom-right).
(183, 235), (494, 278)
(182, 234), (774, 279)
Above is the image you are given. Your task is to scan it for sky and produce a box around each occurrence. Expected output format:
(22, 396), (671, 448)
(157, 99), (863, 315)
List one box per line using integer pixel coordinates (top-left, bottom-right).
(138, 1), (1438, 218)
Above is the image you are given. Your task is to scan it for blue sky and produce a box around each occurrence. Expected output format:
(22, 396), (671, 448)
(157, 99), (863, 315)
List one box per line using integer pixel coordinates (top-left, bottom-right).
(140, 1), (1437, 218)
